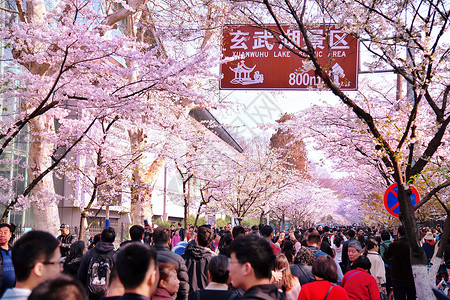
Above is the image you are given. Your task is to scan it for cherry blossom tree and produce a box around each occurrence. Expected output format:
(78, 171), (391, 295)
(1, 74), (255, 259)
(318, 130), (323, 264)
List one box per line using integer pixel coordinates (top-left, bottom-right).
(231, 0), (449, 296)
(205, 138), (305, 224)
(0, 0), (234, 234)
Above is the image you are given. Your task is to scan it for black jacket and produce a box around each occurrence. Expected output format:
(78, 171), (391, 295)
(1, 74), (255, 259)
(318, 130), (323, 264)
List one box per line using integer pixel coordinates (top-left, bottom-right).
(242, 284), (285, 300)
(57, 233), (77, 257)
(290, 264), (315, 286)
(77, 241), (116, 287)
(182, 242), (215, 292)
(384, 237), (414, 283)
(179, 227), (185, 241)
(63, 256), (82, 278)
(188, 289), (238, 300)
(119, 293), (150, 300)
(154, 243), (190, 300)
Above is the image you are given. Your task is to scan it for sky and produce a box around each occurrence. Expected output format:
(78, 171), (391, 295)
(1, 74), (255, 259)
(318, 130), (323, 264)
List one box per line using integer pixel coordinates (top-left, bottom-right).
(214, 89), (343, 177)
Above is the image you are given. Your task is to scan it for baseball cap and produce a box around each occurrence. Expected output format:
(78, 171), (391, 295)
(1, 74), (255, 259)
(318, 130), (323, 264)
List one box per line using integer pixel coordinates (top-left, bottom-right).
(60, 224), (70, 230)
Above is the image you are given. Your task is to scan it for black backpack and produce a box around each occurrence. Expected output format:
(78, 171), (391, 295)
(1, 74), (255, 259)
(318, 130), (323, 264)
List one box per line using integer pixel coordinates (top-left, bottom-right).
(86, 253), (113, 299)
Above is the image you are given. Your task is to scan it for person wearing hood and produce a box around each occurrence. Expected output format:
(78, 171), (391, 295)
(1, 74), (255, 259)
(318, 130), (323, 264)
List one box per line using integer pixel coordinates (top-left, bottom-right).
(182, 225), (216, 292)
(77, 227), (116, 300)
(422, 231), (436, 264)
(228, 234), (284, 300)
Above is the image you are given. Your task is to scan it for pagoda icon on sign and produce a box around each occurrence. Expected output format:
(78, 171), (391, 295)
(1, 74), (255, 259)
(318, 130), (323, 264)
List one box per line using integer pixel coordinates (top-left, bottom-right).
(230, 61), (264, 85)
(331, 63), (345, 84)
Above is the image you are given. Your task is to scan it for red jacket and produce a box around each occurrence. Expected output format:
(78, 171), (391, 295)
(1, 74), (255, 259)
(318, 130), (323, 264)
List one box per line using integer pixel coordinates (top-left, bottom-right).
(270, 242), (280, 255)
(341, 268), (381, 300)
(298, 280), (349, 300)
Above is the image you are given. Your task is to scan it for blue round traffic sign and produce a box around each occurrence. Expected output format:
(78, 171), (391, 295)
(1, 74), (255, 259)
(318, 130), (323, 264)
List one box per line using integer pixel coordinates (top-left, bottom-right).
(383, 183), (420, 218)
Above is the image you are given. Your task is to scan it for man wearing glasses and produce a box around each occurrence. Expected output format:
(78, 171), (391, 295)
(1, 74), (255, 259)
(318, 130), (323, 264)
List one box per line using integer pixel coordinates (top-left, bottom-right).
(228, 234), (283, 300)
(0, 231), (61, 300)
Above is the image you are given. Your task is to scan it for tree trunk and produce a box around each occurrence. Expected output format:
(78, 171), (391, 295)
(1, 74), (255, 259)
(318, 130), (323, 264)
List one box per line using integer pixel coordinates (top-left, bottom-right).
(181, 174), (193, 229)
(259, 210), (265, 225)
(129, 151), (164, 226)
(32, 202), (60, 235)
(27, 115), (61, 234)
(78, 211), (88, 241)
(183, 184), (189, 229)
(396, 184), (431, 299)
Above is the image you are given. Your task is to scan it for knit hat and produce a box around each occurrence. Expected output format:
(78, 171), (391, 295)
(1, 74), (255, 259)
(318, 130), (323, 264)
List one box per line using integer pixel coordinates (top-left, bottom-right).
(424, 232), (434, 241)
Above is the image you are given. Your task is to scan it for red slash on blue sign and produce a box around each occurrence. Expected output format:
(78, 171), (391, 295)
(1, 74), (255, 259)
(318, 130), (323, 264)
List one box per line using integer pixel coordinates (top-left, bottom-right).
(383, 183), (420, 218)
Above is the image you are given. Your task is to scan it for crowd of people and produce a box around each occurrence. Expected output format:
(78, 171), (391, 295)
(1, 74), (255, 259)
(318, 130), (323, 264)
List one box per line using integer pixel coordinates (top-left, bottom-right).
(0, 221), (446, 300)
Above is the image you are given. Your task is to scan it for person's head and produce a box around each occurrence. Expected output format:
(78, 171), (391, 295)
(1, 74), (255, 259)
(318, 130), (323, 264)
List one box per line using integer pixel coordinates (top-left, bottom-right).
(153, 226), (171, 245)
(0, 223), (13, 247)
(251, 225), (259, 232)
(228, 234), (275, 290)
(312, 255), (337, 282)
(196, 225), (213, 247)
(213, 233), (220, 244)
(59, 224), (70, 236)
(93, 233), (101, 244)
(232, 225), (245, 239)
(347, 229), (356, 238)
(357, 228), (364, 236)
(282, 239), (295, 263)
(218, 230), (232, 251)
(130, 225), (145, 242)
(347, 240), (363, 263)
(177, 223), (182, 228)
(293, 246), (316, 266)
(333, 235), (343, 247)
(424, 231), (434, 241)
(208, 255), (230, 284)
(101, 227), (116, 243)
(158, 263), (179, 295)
(274, 253), (290, 272)
(12, 230), (61, 287)
(28, 274), (86, 300)
(380, 230), (390, 241)
(66, 241), (85, 261)
(320, 242), (333, 257)
(307, 231), (321, 246)
(116, 243), (159, 297)
(366, 239), (379, 251)
(261, 225), (274, 238)
(273, 254), (296, 291)
(225, 224), (232, 231)
(352, 255), (371, 271)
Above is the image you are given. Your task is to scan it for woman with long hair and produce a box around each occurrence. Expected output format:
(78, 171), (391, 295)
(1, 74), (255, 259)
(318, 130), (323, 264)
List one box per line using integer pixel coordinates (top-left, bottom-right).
(282, 240), (295, 264)
(272, 254), (301, 300)
(63, 241), (85, 278)
(332, 235), (344, 264)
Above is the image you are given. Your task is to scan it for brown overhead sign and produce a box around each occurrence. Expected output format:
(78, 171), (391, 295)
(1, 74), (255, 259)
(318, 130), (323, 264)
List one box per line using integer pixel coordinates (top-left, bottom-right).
(220, 24), (359, 91)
